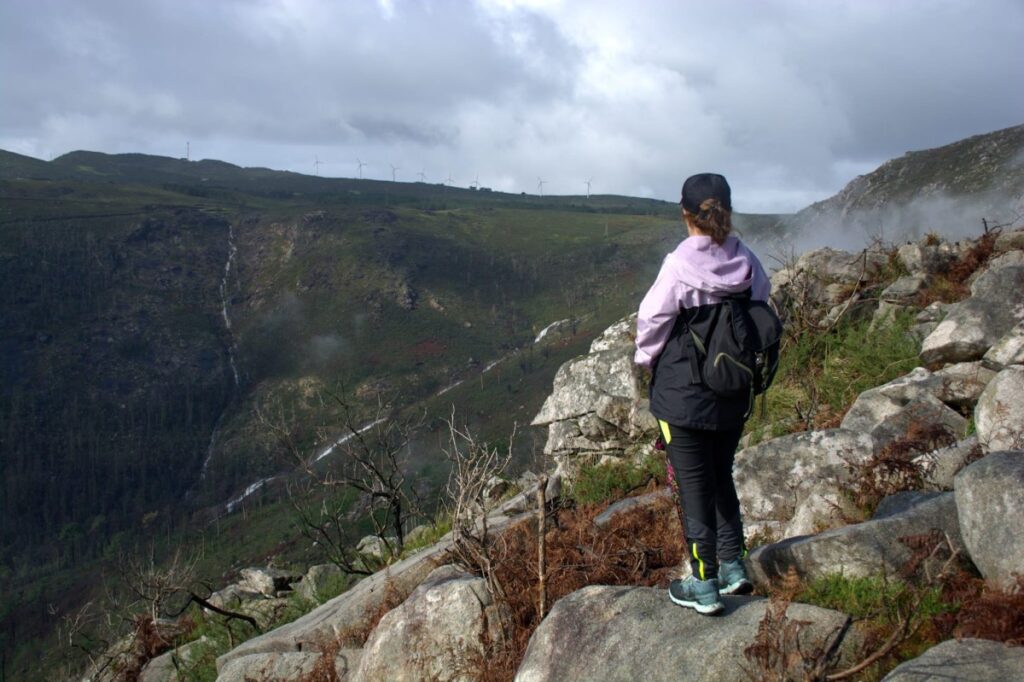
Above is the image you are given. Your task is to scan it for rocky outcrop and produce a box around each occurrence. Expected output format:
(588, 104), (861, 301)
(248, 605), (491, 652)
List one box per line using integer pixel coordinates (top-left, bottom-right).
(920, 260), (1024, 365)
(515, 585), (859, 682)
(530, 313), (656, 473)
(839, 368), (968, 450)
(216, 542), (453, 674)
(352, 566), (504, 682)
(881, 638), (1024, 681)
(954, 451), (1024, 591)
(784, 125), (1024, 242)
(733, 429), (875, 539)
(746, 493), (963, 586)
(217, 650), (361, 682)
(770, 246), (888, 315)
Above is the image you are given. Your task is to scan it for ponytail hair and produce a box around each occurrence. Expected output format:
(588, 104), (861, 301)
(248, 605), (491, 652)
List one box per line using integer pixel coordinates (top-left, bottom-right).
(690, 197), (732, 244)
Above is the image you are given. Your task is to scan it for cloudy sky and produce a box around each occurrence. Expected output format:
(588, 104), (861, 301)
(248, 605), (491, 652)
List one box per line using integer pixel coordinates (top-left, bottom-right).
(2, 0), (1023, 212)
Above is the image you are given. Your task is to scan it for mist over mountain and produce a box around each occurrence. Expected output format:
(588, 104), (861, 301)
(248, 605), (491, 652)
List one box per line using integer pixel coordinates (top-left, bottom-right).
(773, 124), (1024, 255)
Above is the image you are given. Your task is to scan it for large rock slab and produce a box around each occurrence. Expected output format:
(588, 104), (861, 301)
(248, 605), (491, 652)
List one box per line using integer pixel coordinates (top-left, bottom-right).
(881, 637), (1024, 681)
(954, 451), (1024, 591)
(593, 488), (673, 530)
(975, 366), (1024, 451)
(880, 274), (928, 301)
(514, 586), (858, 682)
(931, 362), (996, 409)
(920, 263), (1024, 365)
(216, 541), (452, 671)
(216, 649), (361, 682)
(531, 348), (637, 426)
(352, 566), (503, 682)
(782, 489), (851, 538)
(747, 493), (964, 585)
(734, 429), (875, 533)
(994, 227), (1024, 254)
(588, 313), (636, 353)
(840, 368), (968, 449)
(898, 242), (958, 276)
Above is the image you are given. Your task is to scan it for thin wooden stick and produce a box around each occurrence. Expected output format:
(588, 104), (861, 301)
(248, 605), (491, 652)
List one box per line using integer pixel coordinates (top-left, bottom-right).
(536, 474), (548, 619)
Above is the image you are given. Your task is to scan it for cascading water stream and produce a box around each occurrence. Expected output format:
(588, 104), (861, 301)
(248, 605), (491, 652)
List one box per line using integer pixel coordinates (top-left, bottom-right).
(196, 222), (240, 484)
(220, 222), (240, 387)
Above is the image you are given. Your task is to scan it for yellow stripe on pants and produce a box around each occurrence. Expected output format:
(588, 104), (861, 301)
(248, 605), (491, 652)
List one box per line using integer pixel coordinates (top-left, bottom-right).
(658, 419), (672, 445)
(692, 542), (705, 580)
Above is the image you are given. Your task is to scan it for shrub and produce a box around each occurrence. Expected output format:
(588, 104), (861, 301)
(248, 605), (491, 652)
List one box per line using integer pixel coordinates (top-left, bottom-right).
(745, 310), (920, 441)
(568, 452), (667, 506)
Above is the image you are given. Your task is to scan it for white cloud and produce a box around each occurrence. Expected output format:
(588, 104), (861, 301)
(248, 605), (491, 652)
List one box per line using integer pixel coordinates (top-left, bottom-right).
(1, 0), (1022, 211)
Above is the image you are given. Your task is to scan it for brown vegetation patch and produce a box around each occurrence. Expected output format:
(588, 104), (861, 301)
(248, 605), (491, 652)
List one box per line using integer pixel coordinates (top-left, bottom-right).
(296, 634), (345, 682)
(477, 493), (685, 680)
(331, 577), (405, 648)
(843, 422), (955, 519)
(916, 231), (999, 306)
(411, 338), (448, 359)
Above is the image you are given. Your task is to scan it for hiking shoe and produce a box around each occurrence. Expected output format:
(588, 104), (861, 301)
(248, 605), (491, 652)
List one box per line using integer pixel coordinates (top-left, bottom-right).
(668, 576), (725, 615)
(718, 558), (753, 595)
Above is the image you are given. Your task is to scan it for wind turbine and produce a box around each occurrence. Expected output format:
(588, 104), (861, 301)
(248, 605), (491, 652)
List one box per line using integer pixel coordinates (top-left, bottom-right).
(584, 177), (593, 199)
(314, 156), (322, 176)
(356, 158), (367, 179)
(470, 173), (480, 190)
(417, 169), (426, 182)
(537, 177), (547, 197)
(445, 173), (454, 186)
(390, 163), (400, 182)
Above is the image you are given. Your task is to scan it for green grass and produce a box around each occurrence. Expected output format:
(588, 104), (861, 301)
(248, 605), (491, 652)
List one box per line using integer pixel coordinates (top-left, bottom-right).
(745, 309), (922, 442)
(796, 573), (958, 678)
(568, 451), (668, 506)
(798, 574), (952, 624)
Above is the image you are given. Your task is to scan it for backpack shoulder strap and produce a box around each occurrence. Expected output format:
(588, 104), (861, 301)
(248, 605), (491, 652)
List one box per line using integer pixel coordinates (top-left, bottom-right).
(679, 305), (705, 385)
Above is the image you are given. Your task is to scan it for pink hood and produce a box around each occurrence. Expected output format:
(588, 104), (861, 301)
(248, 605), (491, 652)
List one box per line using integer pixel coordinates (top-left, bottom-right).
(634, 235), (770, 368)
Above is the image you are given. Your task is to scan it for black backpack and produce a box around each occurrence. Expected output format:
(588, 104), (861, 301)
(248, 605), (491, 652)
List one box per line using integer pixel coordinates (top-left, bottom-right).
(685, 290), (783, 410)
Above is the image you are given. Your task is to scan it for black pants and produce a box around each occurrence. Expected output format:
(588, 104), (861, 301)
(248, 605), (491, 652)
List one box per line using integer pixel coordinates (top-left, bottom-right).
(660, 420), (744, 581)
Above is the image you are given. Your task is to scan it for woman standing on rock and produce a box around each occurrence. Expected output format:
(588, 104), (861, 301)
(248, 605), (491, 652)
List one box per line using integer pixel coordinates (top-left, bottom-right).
(634, 173), (771, 615)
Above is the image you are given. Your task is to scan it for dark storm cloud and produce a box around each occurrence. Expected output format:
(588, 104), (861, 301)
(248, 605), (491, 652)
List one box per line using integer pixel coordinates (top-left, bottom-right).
(1, 0), (1021, 212)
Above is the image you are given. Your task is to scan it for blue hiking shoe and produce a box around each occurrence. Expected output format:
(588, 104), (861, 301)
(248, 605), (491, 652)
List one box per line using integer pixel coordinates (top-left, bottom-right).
(718, 558), (753, 595)
(668, 576), (724, 615)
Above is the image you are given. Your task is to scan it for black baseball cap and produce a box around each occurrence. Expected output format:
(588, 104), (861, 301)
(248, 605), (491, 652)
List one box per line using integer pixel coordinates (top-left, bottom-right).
(681, 173), (732, 214)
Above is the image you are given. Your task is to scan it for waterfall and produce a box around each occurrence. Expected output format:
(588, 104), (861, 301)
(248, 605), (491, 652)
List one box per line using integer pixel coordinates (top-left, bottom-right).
(194, 222), (240, 487)
(220, 222), (240, 387)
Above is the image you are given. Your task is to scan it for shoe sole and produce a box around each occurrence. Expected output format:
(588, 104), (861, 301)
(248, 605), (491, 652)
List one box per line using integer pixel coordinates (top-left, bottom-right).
(719, 579), (753, 596)
(668, 590), (725, 615)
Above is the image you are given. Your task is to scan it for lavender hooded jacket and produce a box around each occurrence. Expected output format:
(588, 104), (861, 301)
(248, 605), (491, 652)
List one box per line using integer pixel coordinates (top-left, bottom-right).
(635, 234), (771, 369)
